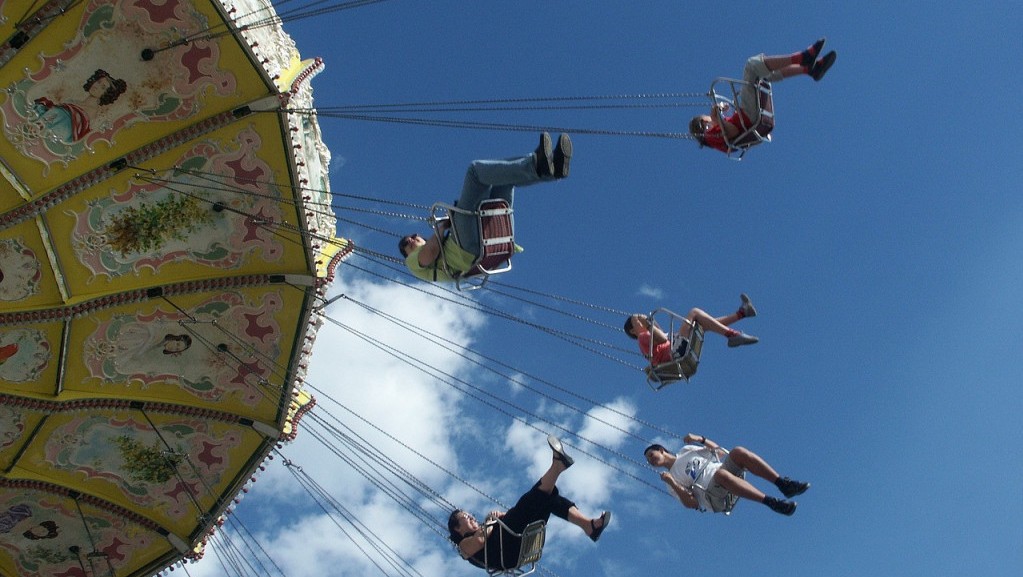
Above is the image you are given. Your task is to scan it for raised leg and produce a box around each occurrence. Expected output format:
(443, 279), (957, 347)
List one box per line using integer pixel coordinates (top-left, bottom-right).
(452, 154), (543, 255)
(726, 446), (781, 483)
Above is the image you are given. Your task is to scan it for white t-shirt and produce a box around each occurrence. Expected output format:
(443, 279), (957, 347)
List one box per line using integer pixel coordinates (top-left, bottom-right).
(665, 445), (722, 512)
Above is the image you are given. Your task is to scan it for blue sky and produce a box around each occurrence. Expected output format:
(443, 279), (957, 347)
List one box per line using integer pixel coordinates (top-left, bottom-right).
(195, 2), (1022, 576)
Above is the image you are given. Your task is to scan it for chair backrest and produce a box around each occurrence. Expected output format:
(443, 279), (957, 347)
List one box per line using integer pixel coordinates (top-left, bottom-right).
(511, 520), (546, 570)
(708, 77), (775, 159)
(730, 78), (774, 146)
(719, 491), (741, 515)
(429, 199), (515, 291)
(483, 518), (546, 577)
(470, 198), (515, 275)
(644, 309), (705, 390)
(691, 448), (743, 515)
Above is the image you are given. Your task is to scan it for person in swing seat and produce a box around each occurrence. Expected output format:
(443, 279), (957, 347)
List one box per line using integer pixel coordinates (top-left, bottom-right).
(689, 38), (837, 154)
(644, 434), (810, 516)
(624, 293), (759, 369)
(399, 132), (571, 283)
(448, 435), (611, 571)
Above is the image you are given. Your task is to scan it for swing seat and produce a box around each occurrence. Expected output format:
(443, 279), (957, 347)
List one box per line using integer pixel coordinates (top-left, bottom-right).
(644, 308), (705, 390)
(694, 449), (743, 515)
(708, 77), (775, 160)
(482, 518), (546, 577)
(430, 198), (515, 291)
(719, 490), (741, 515)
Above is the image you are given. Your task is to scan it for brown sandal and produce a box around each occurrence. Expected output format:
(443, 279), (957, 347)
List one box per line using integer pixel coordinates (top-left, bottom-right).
(589, 511), (611, 542)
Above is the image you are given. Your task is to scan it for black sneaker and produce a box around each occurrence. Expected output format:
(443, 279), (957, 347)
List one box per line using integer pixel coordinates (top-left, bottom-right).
(776, 477), (810, 498)
(811, 51), (837, 81)
(765, 496), (797, 516)
(553, 133), (572, 179)
(801, 38), (826, 68)
(534, 132), (554, 177)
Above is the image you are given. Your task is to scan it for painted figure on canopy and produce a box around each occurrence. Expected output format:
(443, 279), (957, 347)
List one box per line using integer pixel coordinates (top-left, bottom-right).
(32, 69), (127, 144)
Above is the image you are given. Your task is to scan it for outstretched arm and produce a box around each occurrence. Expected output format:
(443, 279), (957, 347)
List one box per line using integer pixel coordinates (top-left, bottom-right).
(660, 472), (699, 510)
(634, 314), (669, 346)
(416, 220), (452, 267)
(649, 321), (669, 346)
(416, 233), (443, 267)
(710, 103), (740, 141)
(684, 433), (726, 459)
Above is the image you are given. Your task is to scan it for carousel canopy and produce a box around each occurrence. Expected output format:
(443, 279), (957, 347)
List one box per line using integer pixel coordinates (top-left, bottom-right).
(0, 1), (338, 576)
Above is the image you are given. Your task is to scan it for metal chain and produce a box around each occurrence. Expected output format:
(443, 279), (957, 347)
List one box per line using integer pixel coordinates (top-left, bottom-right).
(312, 113), (695, 140)
(316, 91), (708, 110)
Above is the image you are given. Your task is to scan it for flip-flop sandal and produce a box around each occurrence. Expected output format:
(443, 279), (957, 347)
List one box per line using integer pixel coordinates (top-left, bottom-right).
(546, 435), (574, 468)
(589, 511), (611, 542)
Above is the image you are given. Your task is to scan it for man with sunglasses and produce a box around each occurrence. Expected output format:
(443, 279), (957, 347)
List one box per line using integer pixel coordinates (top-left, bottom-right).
(398, 132), (571, 282)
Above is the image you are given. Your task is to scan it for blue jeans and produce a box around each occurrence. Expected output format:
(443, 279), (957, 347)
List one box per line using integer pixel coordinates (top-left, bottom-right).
(452, 154), (548, 256)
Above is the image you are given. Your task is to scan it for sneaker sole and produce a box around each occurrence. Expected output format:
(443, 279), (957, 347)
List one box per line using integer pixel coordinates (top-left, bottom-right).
(740, 293), (757, 317)
(536, 132), (554, 176)
(728, 337), (759, 348)
(554, 134), (572, 178)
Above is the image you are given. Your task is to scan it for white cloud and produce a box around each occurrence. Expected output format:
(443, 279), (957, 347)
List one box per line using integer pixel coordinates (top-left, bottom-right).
(185, 275), (488, 577)
(579, 397), (640, 449)
(637, 284), (664, 300)
(185, 273), (647, 577)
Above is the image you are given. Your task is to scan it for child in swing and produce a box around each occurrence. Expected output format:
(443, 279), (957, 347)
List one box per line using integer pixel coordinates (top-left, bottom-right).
(689, 38), (837, 154)
(624, 294), (759, 369)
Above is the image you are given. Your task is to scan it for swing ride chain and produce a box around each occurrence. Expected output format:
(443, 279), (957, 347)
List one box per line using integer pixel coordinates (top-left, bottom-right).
(132, 171), (425, 289)
(321, 114), (694, 140)
(349, 253), (643, 366)
(137, 164), (433, 226)
(485, 283), (632, 332)
(312, 91), (709, 111)
(330, 203), (429, 222)
(341, 295), (654, 445)
(341, 310), (662, 492)
(335, 215), (419, 245)
(334, 289), (682, 443)
(289, 91), (710, 139)
(487, 281), (632, 317)
(279, 449), (429, 577)
(313, 317), (526, 508)
(349, 243), (404, 265)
